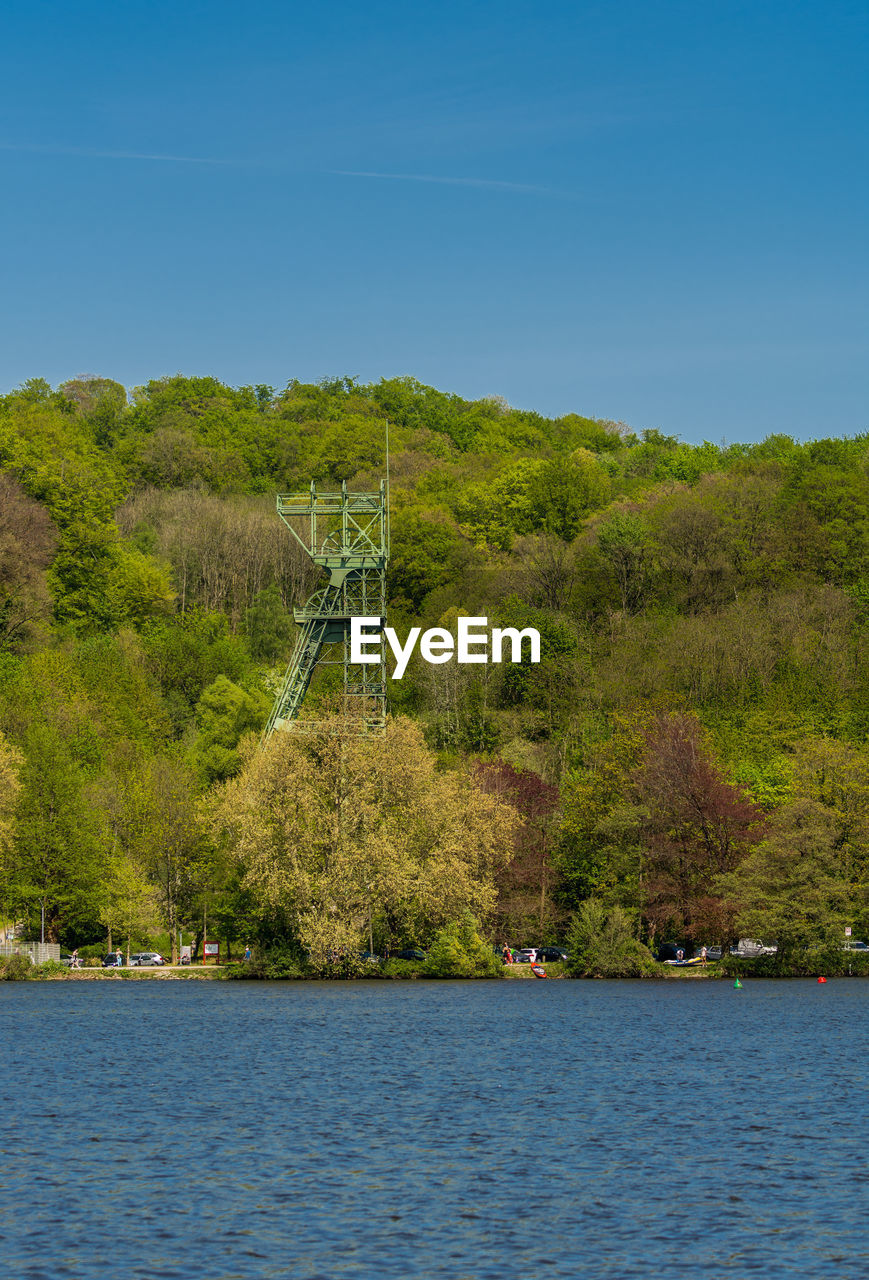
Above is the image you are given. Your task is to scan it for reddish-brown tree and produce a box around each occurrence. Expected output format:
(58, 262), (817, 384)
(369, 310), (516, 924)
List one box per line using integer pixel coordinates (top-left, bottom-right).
(632, 714), (766, 945)
(474, 761), (560, 941)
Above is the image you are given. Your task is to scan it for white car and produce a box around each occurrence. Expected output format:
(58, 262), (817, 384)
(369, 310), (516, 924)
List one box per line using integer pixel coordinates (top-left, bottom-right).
(730, 939), (777, 957)
(131, 951), (166, 966)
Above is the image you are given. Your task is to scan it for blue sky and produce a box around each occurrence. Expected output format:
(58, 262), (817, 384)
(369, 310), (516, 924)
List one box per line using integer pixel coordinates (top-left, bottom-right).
(1, 0), (866, 441)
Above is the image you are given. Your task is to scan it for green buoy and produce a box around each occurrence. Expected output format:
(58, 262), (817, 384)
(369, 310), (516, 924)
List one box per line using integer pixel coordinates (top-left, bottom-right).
(733, 978), (742, 989)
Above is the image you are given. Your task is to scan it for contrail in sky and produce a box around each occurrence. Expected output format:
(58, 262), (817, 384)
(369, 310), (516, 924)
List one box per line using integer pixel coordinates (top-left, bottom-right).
(0, 142), (227, 164)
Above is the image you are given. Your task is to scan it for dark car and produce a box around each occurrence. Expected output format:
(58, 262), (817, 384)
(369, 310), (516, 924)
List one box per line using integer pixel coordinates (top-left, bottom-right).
(102, 954), (125, 967)
(391, 949), (426, 961)
(536, 947), (569, 963)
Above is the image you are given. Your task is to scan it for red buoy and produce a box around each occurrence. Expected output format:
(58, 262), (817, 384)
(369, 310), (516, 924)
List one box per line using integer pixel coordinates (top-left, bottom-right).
(817, 976), (827, 983)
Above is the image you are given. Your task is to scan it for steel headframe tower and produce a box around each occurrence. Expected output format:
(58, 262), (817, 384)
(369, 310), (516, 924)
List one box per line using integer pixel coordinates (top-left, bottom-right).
(262, 478), (389, 740)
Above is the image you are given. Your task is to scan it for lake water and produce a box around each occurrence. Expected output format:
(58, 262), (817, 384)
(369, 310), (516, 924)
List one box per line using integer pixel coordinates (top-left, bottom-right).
(1, 978), (866, 1278)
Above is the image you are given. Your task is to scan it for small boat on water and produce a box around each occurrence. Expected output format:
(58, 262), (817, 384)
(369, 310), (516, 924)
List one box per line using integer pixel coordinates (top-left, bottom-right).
(530, 963), (548, 978)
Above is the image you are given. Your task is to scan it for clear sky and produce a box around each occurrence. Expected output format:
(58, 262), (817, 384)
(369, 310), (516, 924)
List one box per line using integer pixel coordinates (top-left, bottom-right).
(1, 0), (866, 442)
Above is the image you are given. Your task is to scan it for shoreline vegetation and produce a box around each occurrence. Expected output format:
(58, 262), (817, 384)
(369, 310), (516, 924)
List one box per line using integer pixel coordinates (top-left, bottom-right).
(1, 374), (868, 972)
(3, 954), (867, 982)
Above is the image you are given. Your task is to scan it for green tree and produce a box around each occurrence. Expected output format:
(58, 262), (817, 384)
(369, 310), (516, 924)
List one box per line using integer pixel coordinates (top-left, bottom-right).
(387, 511), (475, 612)
(452, 458), (545, 550)
(104, 543), (176, 626)
(594, 510), (653, 613)
(244, 584), (294, 661)
(423, 911), (502, 977)
(720, 798), (857, 958)
(566, 899), (654, 977)
(192, 675), (267, 782)
(528, 449), (610, 540)
(99, 853), (160, 960)
(10, 724), (106, 942)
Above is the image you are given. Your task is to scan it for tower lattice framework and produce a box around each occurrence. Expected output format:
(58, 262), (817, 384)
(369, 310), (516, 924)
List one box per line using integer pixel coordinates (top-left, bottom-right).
(262, 479), (389, 740)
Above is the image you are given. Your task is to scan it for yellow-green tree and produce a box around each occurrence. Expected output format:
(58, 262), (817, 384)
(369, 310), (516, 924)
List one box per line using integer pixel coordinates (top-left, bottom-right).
(93, 754), (206, 961)
(99, 853), (160, 960)
(0, 731), (21, 848)
(209, 713), (519, 966)
(0, 732), (23, 933)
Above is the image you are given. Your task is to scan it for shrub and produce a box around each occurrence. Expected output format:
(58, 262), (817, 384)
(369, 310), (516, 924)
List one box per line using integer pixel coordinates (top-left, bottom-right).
(0, 954), (33, 980)
(721, 949), (869, 979)
(78, 944), (107, 960)
(380, 958), (423, 979)
(566, 900), (656, 977)
(423, 912), (503, 978)
(225, 945), (303, 980)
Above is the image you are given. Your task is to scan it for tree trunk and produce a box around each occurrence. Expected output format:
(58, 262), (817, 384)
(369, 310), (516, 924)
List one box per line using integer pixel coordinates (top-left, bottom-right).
(167, 867), (178, 964)
(538, 840), (547, 932)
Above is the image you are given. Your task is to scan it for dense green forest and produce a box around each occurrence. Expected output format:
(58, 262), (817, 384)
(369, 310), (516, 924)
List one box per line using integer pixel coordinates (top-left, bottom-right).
(0, 372), (867, 969)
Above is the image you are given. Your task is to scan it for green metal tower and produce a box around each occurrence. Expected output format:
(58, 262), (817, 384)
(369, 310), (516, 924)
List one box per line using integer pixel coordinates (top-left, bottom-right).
(262, 479), (389, 740)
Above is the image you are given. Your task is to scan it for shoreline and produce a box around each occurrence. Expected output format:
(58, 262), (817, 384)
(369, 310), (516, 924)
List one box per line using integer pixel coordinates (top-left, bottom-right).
(15, 962), (868, 982)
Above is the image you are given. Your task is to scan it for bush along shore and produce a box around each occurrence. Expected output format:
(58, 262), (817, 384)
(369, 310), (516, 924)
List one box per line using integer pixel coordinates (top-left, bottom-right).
(0, 955), (224, 981)
(5, 946), (867, 983)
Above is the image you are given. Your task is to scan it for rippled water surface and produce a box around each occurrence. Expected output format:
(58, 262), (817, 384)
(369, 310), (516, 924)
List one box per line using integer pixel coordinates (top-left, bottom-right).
(1, 979), (866, 1278)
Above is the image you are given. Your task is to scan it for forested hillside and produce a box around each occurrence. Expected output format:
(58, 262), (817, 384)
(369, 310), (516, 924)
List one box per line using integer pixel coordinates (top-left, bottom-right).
(1, 373), (867, 963)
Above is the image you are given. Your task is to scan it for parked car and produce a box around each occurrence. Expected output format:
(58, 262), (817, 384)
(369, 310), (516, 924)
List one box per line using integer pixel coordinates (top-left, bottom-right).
(102, 954), (125, 967)
(843, 940), (869, 951)
(536, 947), (569, 962)
(729, 939), (777, 957)
(131, 952), (166, 966)
(391, 949), (426, 961)
(704, 946), (723, 961)
(359, 951), (382, 964)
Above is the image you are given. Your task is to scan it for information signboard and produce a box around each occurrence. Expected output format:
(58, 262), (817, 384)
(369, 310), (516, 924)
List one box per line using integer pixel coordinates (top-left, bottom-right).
(203, 940), (220, 964)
